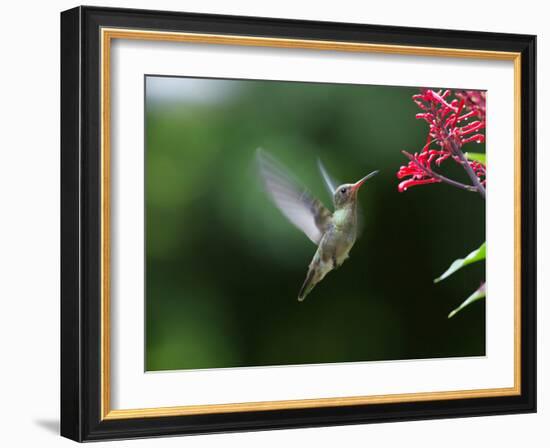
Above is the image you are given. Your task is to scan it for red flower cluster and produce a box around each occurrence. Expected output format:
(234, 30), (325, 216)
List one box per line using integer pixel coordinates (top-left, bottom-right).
(455, 90), (486, 119)
(397, 146), (444, 192)
(469, 160), (486, 186)
(397, 89), (486, 193)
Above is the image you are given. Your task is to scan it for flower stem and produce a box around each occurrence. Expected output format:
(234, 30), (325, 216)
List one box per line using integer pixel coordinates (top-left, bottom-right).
(401, 151), (478, 193)
(450, 141), (486, 200)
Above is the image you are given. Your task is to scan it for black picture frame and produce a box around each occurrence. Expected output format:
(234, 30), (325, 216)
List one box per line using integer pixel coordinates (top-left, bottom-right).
(61, 5), (536, 442)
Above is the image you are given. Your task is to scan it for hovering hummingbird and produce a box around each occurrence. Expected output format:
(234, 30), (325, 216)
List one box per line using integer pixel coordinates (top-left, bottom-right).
(256, 149), (379, 301)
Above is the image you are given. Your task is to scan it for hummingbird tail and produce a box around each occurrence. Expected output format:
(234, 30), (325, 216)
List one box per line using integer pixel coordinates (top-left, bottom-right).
(298, 269), (316, 302)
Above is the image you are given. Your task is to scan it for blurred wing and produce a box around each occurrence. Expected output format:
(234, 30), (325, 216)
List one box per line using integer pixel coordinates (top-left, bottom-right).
(317, 158), (338, 197)
(257, 149), (332, 245)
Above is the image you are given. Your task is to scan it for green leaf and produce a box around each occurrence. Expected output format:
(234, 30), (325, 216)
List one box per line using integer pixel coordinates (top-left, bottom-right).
(465, 152), (486, 164)
(434, 242), (486, 283)
(448, 284), (486, 318)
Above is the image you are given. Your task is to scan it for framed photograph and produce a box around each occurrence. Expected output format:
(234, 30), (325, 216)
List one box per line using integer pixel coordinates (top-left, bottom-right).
(60, 6), (536, 442)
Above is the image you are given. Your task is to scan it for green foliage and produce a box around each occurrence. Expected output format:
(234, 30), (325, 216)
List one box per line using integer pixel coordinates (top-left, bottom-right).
(434, 242), (486, 283)
(465, 152), (487, 164)
(434, 241), (486, 318)
(448, 284), (486, 319)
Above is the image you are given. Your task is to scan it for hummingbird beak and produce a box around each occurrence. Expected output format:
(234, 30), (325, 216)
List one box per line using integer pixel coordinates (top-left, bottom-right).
(351, 170), (379, 192)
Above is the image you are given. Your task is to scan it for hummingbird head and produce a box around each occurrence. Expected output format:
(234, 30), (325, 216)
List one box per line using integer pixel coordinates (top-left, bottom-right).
(333, 170), (379, 207)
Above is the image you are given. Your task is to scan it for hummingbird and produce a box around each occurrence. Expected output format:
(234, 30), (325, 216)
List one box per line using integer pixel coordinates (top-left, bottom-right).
(256, 148), (379, 301)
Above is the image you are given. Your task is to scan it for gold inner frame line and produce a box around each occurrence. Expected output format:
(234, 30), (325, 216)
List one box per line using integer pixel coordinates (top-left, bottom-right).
(100, 27), (522, 421)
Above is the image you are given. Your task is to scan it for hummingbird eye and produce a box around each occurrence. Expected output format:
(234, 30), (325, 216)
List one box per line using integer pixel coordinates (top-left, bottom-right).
(340, 188), (347, 194)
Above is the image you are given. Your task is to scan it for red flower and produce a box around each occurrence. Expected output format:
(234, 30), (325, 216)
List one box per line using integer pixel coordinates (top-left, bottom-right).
(469, 160), (487, 186)
(455, 90), (486, 119)
(397, 89), (486, 192)
(397, 149), (444, 192)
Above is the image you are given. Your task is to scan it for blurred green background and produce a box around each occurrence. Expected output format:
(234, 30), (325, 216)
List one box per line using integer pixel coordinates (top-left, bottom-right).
(145, 76), (486, 371)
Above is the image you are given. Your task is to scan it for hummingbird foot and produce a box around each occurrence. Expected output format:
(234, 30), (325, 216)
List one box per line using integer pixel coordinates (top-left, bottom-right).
(332, 256), (338, 270)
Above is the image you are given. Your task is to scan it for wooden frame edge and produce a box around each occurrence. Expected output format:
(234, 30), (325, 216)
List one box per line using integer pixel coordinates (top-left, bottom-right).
(99, 27), (523, 421)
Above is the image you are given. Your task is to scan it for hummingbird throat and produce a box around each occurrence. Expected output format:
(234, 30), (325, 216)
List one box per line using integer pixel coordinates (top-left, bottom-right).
(332, 204), (357, 230)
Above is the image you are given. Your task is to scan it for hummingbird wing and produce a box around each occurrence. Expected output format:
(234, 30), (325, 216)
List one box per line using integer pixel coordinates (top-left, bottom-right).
(317, 158), (339, 197)
(257, 149), (332, 245)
